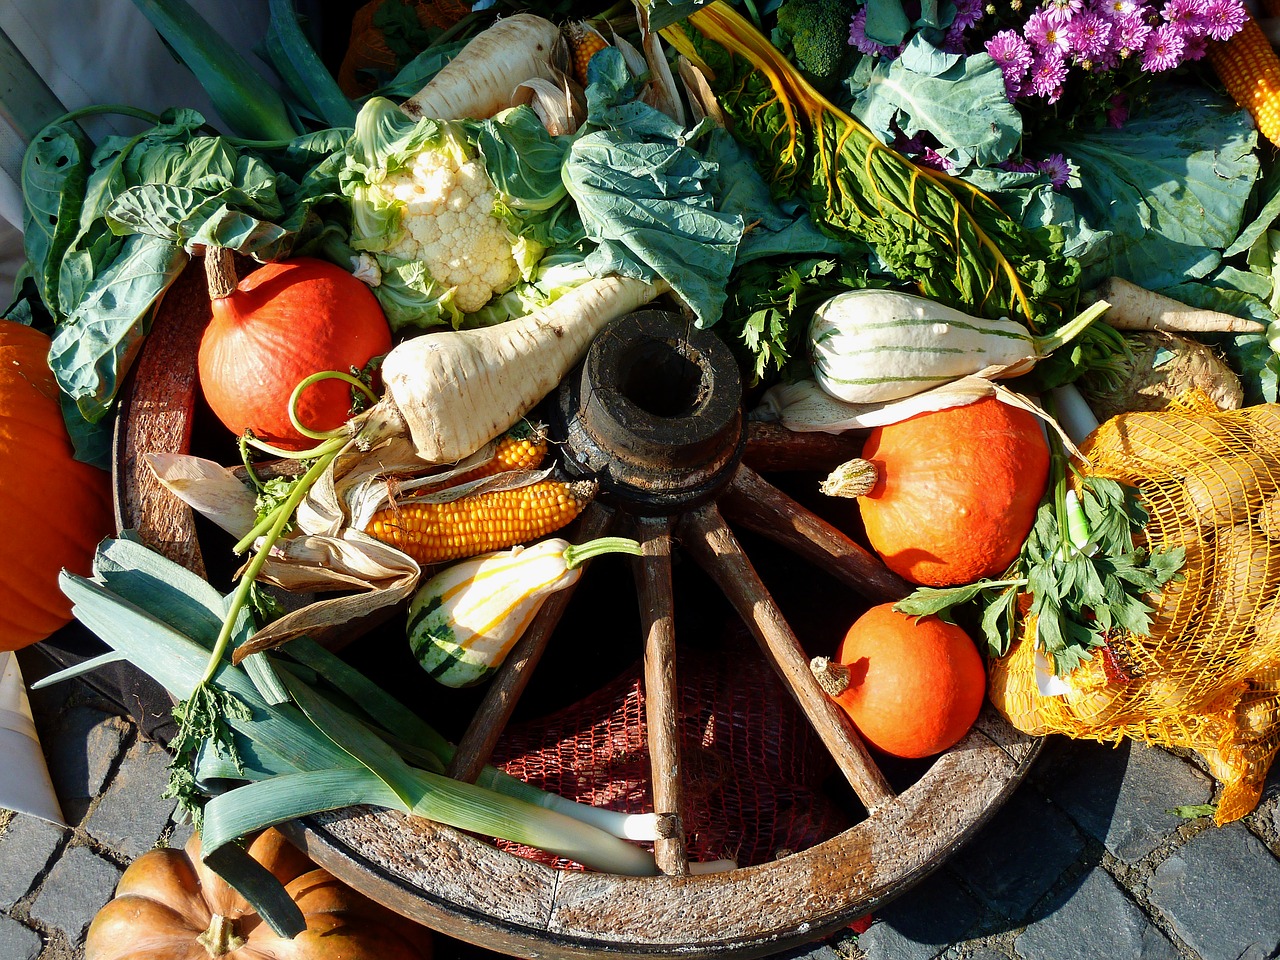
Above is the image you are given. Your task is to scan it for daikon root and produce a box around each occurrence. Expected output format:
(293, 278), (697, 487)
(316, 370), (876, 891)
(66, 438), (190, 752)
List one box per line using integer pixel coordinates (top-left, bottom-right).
(1082, 277), (1266, 333)
(402, 14), (562, 120)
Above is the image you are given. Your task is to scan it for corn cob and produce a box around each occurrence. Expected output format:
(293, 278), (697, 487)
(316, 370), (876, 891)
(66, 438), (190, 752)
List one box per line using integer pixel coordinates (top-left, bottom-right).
(450, 423), (549, 486)
(365, 479), (598, 564)
(1208, 13), (1280, 146)
(565, 21), (610, 86)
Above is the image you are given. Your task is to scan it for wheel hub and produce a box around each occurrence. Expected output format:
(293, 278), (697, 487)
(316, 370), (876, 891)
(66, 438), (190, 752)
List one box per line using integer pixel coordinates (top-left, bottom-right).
(552, 310), (745, 515)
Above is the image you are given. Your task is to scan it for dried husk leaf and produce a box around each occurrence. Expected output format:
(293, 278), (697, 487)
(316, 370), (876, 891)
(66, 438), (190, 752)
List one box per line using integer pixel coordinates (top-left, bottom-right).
(510, 77), (581, 135)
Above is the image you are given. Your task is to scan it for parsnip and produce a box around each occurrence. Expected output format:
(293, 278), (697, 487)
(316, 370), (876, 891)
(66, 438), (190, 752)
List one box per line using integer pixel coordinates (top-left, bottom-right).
(1083, 276), (1266, 333)
(378, 275), (668, 464)
(402, 14), (562, 120)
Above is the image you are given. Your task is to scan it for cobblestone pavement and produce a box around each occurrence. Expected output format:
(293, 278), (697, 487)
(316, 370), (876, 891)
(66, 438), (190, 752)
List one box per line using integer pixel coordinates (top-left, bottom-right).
(4, 645), (1278, 960)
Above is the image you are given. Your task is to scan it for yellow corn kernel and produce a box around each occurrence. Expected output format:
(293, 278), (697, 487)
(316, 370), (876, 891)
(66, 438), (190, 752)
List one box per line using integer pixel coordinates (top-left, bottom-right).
(452, 423), (549, 486)
(365, 479), (597, 564)
(566, 21), (609, 87)
(1208, 14), (1280, 146)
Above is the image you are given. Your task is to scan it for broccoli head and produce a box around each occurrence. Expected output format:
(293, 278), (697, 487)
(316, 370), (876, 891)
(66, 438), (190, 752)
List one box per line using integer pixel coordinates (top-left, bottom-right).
(774, 0), (857, 89)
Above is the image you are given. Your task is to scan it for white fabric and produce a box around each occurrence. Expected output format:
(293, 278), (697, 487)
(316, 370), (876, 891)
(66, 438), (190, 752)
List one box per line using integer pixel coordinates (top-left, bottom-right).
(0, 0), (275, 297)
(0, 652), (66, 826)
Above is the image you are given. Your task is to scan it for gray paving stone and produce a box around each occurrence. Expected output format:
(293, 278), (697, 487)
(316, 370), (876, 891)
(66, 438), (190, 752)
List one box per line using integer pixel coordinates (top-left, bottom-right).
(85, 738), (177, 860)
(44, 706), (127, 822)
(0, 815), (68, 909)
(858, 870), (981, 960)
(950, 788), (1085, 920)
(1014, 866), (1178, 960)
(1147, 823), (1280, 960)
(0, 913), (43, 960)
(27, 845), (121, 942)
(1035, 738), (1211, 863)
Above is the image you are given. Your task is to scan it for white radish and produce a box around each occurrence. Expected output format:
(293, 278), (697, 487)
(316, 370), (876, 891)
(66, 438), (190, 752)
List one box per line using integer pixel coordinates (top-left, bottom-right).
(1082, 276), (1266, 334)
(377, 275), (669, 463)
(402, 14), (562, 120)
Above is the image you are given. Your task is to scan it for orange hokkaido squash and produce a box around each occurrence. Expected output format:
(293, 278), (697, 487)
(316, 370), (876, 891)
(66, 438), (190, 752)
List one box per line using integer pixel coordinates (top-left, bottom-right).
(829, 395), (1049, 587)
(85, 828), (432, 960)
(197, 251), (393, 451)
(0, 320), (114, 651)
(813, 603), (986, 759)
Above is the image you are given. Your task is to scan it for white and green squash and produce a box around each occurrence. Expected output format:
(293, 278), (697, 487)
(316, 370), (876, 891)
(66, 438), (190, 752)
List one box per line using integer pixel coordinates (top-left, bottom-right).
(807, 289), (1110, 404)
(408, 536), (644, 687)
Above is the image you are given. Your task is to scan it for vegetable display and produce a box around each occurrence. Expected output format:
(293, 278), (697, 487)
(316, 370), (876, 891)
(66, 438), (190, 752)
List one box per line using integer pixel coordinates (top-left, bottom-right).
(0, 320), (113, 651)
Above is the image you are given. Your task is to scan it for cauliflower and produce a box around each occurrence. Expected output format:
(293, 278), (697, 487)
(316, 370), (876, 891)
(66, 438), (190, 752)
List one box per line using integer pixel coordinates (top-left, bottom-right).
(379, 143), (521, 314)
(341, 97), (559, 330)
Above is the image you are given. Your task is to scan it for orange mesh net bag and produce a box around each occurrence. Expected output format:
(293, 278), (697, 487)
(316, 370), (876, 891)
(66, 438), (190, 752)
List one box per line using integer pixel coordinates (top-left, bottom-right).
(989, 392), (1280, 825)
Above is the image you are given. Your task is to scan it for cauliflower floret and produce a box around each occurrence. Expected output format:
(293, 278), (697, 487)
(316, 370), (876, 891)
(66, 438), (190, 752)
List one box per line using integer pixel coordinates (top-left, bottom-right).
(380, 148), (521, 314)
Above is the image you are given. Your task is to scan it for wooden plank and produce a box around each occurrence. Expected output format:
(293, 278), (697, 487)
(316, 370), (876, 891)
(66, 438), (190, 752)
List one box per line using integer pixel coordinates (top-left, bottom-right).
(718, 463), (910, 604)
(678, 501), (896, 814)
(631, 516), (688, 876)
(111, 258), (206, 576)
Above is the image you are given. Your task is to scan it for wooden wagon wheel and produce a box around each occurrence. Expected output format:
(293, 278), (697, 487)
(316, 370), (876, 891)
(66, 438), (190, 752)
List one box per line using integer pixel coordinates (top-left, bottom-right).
(115, 274), (1042, 960)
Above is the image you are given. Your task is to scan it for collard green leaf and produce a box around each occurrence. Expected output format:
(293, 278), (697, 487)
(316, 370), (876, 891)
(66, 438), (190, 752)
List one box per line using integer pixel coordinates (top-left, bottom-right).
(21, 122), (93, 317)
(48, 234), (187, 423)
(1046, 86), (1258, 290)
(849, 39), (1021, 169)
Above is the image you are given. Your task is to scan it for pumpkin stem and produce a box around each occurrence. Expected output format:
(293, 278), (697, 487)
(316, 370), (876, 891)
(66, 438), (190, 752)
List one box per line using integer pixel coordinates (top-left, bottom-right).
(205, 246), (239, 300)
(810, 656), (852, 697)
(196, 914), (246, 957)
(819, 459), (878, 499)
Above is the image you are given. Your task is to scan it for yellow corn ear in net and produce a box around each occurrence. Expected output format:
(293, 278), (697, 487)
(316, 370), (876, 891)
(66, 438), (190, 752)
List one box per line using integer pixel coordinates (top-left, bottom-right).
(989, 391), (1280, 824)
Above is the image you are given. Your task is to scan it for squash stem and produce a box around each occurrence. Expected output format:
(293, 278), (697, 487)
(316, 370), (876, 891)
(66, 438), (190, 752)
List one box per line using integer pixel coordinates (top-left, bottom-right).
(810, 656), (851, 697)
(196, 914), (245, 957)
(1033, 300), (1112, 356)
(205, 247), (238, 300)
(562, 536), (643, 568)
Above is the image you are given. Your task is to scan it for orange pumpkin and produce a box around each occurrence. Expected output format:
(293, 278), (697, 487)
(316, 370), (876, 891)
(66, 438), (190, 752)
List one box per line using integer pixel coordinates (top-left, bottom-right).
(197, 253), (393, 451)
(85, 828), (432, 960)
(815, 603), (986, 759)
(0, 320), (114, 651)
(850, 396), (1048, 587)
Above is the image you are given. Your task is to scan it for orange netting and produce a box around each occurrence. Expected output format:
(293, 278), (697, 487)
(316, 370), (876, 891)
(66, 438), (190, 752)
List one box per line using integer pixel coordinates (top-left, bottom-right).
(338, 0), (471, 98)
(489, 629), (850, 869)
(990, 392), (1280, 824)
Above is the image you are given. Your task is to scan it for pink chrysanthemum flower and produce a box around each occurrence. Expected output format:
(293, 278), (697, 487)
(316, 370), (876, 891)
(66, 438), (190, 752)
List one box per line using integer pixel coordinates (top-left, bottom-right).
(1028, 50), (1070, 100)
(952, 0), (987, 30)
(998, 157), (1039, 173)
(987, 29), (1036, 71)
(849, 8), (897, 57)
(1199, 0), (1246, 40)
(1161, 0), (1207, 35)
(1180, 32), (1208, 58)
(1113, 13), (1152, 55)
(1068, 11), (1113, 59)
(1142, 22), (1186, 70)
(1095, 0), (1140, 17)
(1045, 0), (1087, 23)
(1024, 8), (1074, 52)
(1037, 153), (1073, 189)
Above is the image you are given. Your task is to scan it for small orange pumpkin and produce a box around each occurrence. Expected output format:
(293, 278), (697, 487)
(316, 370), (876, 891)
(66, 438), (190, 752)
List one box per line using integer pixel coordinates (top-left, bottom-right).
(85, 828), (432, 960)
(814, 603), (986, 759)
(833, 395), (1049, 587)
(0, 319), (114, 651)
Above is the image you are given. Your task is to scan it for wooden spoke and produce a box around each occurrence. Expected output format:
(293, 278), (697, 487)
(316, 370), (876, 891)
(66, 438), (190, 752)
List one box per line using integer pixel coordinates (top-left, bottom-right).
(719, 463), (911, 604)
(446, 501), (618, 783)
(741, 420), (863, 474)
(629, 515), (689, 876)
(678, 501), (896, 814)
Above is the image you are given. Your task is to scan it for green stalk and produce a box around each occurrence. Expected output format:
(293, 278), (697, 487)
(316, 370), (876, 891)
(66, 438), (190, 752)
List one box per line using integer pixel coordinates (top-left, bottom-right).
(563, 536), (644, 568)
(130, 0), (299, 141)
(265, 0), (356, 129)
(1031, 300), (1112, 356)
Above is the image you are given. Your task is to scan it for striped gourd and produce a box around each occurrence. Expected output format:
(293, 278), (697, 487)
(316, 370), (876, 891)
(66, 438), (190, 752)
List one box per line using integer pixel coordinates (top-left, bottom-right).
(807, 290), (1108, 404)
(407, 536), (643, 687)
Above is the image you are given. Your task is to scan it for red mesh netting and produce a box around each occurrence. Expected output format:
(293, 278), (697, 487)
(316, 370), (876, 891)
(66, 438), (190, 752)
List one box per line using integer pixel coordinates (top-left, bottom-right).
(489, 628), (853, 870)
